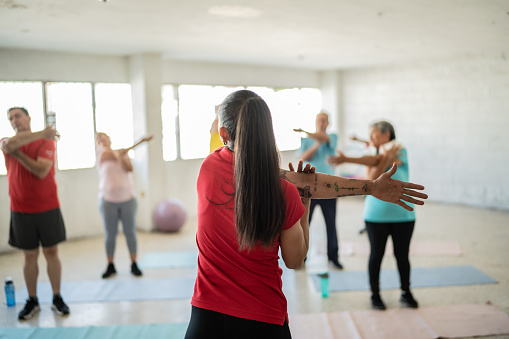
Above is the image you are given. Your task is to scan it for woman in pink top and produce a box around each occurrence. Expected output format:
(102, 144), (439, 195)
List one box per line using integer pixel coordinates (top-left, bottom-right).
(96, 132), (152, 279)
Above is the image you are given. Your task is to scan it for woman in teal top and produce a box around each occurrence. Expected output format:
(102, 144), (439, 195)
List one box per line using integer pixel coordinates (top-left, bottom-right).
(328, 121), (418, 310)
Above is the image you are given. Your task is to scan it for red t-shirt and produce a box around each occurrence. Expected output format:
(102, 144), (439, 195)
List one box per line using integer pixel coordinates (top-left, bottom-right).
(191, 147), (305, 325)
(2, 138), (60, 213)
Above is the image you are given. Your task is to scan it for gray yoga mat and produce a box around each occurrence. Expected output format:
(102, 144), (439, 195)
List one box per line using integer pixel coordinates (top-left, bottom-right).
(311, 265), (497, 292)
(15, 277), (195, 304)
(0, 322), (188, 339)
(139, 251), (198, 268)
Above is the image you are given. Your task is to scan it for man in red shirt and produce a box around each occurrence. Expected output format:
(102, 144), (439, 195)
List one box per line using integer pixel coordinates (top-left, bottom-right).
(1, 107), (70, 320)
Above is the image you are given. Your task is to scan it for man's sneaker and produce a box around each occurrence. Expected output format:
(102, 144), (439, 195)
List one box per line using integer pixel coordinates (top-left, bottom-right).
(52, 294), (70, 316)
(131, 262), (143, 277)
(400, 290), (419, 308)
(102, 263), (116, 279)
(18, 297), (40, 320)
(371, 293), (386, 310)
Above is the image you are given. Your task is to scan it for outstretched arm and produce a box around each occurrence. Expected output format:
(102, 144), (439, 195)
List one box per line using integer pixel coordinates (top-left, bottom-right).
(116, 135), (154, 172)
(327, 151), (382, 167)
(1, 125), (59, 154)
(9, 149), (54, 179)
(281, 163), (427, 211)
(123, 135), (154, 152)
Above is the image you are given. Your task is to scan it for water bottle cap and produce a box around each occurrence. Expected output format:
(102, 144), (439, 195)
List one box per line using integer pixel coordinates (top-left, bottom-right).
(5, 277), (13, 283)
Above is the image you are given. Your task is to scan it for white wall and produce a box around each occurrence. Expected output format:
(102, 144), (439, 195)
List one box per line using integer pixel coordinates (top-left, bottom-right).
(340, 53), (509, 210)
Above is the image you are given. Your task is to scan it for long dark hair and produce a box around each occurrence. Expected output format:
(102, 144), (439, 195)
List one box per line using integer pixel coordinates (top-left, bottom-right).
(219, 90), (286, 250)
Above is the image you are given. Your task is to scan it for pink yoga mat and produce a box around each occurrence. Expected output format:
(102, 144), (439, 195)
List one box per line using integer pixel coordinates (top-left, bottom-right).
(338, 240), (464, 257)
(289, 303), (509, 339)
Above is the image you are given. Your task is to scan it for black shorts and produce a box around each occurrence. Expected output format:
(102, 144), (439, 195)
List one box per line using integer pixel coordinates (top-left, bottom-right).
(9, 208), (66, 250)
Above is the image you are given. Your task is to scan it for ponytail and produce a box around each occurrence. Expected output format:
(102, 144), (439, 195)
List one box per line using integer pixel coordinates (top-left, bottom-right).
(220, 90), (286, 250)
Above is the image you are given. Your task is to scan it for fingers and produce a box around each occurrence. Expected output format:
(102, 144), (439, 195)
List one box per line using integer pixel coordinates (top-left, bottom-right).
(384, 163), (397, 177)
(297, 160), (304, 172)
(288, 162), (295, 172)
(396, 201), (414, 212)
(401, 182), (426, 191)
(403, 188), (428, 199)
(401, 195), (425, 205)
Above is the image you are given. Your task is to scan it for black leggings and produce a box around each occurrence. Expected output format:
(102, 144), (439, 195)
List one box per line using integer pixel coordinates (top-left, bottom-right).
(365, 221), (415, 294)
(185, 306), (292, 339)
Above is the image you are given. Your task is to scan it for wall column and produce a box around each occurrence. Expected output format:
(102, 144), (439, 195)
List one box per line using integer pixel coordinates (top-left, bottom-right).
(129, 54), (165, 231)
(319, 71), (344, 146)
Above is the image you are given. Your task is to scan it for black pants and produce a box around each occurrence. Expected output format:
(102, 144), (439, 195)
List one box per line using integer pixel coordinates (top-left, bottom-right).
(185, 306), (292, 339)
(309, 199), (339, 261)
(365, 221), (415, 294)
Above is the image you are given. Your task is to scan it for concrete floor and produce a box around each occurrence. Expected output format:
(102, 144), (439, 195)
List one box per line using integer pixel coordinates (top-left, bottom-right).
(1, 197), (508, 338)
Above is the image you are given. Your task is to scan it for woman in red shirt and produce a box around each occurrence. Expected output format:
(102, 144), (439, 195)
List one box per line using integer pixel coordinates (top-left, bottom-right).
(185, 90), (428, 339)
(186, 90), (310, 338)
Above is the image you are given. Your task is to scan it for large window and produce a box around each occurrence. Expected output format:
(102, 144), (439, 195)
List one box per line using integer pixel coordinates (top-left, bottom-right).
(0, 82), (45, 175)
(46, 82), (96, 170)
(94, 83), (134, 150)
(162, 85), (321, 161)
(1, 81), (135, 175)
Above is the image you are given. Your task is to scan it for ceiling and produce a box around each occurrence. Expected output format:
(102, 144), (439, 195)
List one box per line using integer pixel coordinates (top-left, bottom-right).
(1, 0), (508, 70)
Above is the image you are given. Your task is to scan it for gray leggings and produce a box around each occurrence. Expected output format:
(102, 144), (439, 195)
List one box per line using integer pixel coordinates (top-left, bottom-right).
(99, 198), (138, 257)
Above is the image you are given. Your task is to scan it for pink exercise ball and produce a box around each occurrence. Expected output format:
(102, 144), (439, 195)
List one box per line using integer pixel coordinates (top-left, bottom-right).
(153, 199), (187, 232)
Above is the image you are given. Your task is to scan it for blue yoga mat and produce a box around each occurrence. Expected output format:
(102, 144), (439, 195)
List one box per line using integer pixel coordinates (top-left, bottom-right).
(15, 277), (195, 304)
(140, 251), (198, 268)
(311, 265), (497, 292)
(0, 323), (188, 339)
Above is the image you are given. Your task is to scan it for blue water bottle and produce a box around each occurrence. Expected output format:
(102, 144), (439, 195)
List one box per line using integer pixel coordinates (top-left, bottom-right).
(5, 277), (15, 307)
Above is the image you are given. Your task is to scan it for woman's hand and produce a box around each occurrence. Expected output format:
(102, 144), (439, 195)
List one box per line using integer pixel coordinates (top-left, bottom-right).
(288, 160), (315, 203)
(288, 159), (315, 174)
(327, 150), (346, 166)
(371, 163), (428, 211)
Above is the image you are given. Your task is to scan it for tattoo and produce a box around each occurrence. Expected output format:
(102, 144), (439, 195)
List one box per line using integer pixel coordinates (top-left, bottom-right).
(336, 193), (359, 197)
(323, 182), (333, 190)
(362, 183), (368, 193)
(298, 185), (312, 199)
(333, 183), (358, 192)
(314, 174), (318, 192)
(280, 170), (296, 185)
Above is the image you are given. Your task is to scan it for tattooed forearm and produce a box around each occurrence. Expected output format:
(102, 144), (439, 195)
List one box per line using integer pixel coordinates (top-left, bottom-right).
(297, 185), (312, 199)
(280, 170), (296, 185)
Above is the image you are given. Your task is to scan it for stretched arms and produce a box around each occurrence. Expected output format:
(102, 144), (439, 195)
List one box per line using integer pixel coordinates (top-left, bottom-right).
(327, 151), (382, 167)
(9, 148), (53, 179)
(1, 125), (58, 154)
(280, 161), (314, 269)
(113, 135), (154, 172)
(294, 129), (331, 161)
(281, 163), (427, 212)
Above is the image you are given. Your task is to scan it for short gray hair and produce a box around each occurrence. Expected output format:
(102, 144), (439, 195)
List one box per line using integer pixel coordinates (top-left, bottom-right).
(370, 120), (396, 141)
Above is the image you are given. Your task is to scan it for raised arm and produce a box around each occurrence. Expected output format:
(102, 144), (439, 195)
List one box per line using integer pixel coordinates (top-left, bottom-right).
(281, 163), (427, 211)
(123, 135), (154, 152)
(9, 148), (54, 179)
(280, 161), (313, 269)
(116, 135), (153, 172)
(327, 151), (382, 167)
(1, 125), (58, 154)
